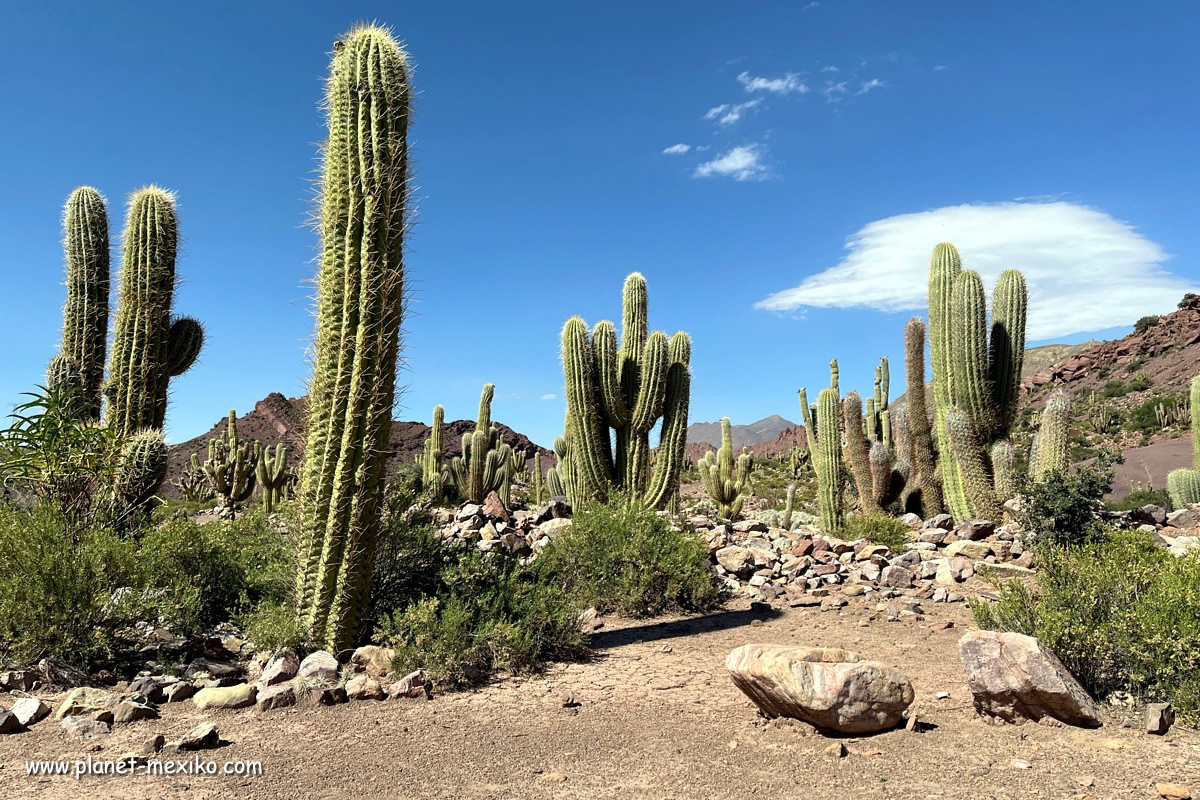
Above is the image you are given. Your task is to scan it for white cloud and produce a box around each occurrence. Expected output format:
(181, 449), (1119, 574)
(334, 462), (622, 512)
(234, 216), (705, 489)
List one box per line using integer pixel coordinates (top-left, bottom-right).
(857, 78), (885, 95)
(753, 201), (1192, 340)
(822, 80), (848, 102)
(662, 143), (691, 154)
(802, 1), (820, 9)
(737, 71), (809, 95)
(704, 98), (763, 126)
(821, 65), (839, 73)
(933, 64), (948, 71)
(540, 393), (558, 401)
(694, 144), (768, 181)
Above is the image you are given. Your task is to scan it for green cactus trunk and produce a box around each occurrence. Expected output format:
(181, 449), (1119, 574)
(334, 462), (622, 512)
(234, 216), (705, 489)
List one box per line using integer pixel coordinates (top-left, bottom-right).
(1032, 390), (1072, 480)
(422, 405), (445, 494)
(295, 25), (411, 655)
(697, 418), (753, 520)
(59, 187), (110, 422)
(257, 443), (290, 513)
(814, 387), (844, 534)
(904, 318), (943, 515)
(841, 392), (879, 514)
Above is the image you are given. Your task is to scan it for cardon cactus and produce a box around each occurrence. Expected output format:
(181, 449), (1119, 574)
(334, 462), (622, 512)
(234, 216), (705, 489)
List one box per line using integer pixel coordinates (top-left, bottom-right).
(256, 443), (290, 513)
(547, 428), (584, 508)
(559, 273), (691, 509)
(532, 452), (545, 504)
(58, 187), (110, 421)
(902, 317), (944, 515)
(1166, 376), (1200, 506)
(842, 392), (878, 513)
(697, 418), (753, 520)
(445, 384), (514, 504)
(194, 410), (259, 508)
(807, 386), (844, 534)
(294, 24), (412, 654)
(172, 467), (212, 503)
(113, 429), (168, 509)
(927, 243), (1027, 520)
(421, 405), (446, 495)
(104, 187), (203, 437)
(1031, 389), (1072, 480)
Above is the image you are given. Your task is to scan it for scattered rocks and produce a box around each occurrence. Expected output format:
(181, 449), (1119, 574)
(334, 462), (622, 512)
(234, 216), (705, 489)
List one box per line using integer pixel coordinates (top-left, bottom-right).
(256, 684), (297, 711)
(176, 722), (221, 751)
(308, 686), (348, 706)
(0, 670), (36, 692)
(38, 658), (90, 688)
(959, 631), (1101, 728)
(55, 687), (113, 720)
(726, 644), (914, 733)
(113, 700), (159, 724)
(163, 682), (196, 703)
(193, 683), (257, 711)
(61, 716), (110, 739)
(389, 670), (432, 700)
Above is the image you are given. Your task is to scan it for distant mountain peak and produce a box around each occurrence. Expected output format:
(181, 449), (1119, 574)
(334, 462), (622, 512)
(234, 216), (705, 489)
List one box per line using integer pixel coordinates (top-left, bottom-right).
(686, 414), (798, 451)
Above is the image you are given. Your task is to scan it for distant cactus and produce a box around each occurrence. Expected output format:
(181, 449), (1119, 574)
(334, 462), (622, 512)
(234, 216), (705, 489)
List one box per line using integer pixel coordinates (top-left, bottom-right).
(445, 384), (514, 504)
(104, 187), (203, 437)
(509, 447), (527, 480)
(782, 482), (796, 530)
(256, 443), (290, 513)
(1166, 376), (1200, 506)
(547, 428), (584, 508)
(697, 418), (753, 520)
(295, 25), (412, 653)
(532, 452), (545, 504)
(58, 187), (110, 422)
(421, 405), (446, 495)
(559, 274), (691, 509)
(194, 410), (259, 509)
(1031, 390), (1072, 480)
(172, 467), (212, 503)
(811, 387), (844, 533)
(903, 317), (944, 515)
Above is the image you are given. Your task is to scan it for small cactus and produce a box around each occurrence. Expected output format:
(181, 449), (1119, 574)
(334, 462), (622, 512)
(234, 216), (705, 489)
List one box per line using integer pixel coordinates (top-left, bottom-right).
(1031, 390), (1072, 480)
(256, 443), (290, 513)
(1166, 376), (1200, 506)
(421, 405), (446, 496)
(445, 384), (514, 504)
(172, 467), (213, 502)
(194, 410), (259, 510)
(697, 418), (753, 520)
(811, 387), (844, 534)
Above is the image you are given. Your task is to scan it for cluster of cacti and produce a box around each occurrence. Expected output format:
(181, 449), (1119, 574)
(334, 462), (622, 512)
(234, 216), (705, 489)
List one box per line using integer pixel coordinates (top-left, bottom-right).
(1030, 390), (1072, 480)
(864, 358), (892, 447)
(788, 445), (810, 479)
(1167, 376), (1200, 507)
(256, 443), (292, 513)
(799, 361), (845, 533)
(421, 405), (446, 495)
(899, 318), (943, 516)
(842, 390), (906, 513)
(1156, 397), (1189, 430)
(926, 243), (1027, 519)
(559, 273), (691, 509)
(547, 428), (585, 508)
(295, 25), (411, 653)
(194, 410), (259, 508)
(172, 467), (213, 502)
(445, 384), (515, 504)
(697, 418), (753, 519)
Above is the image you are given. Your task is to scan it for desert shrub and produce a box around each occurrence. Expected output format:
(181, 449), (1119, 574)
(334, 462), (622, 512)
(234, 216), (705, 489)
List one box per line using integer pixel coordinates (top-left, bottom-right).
(971, 530), (1200, 724)
(1134, 315), (1160, 333)
(1129, 371), (1154, 392)
(842, 512), (912, 552)
(241, 600), (308, 653)
(1019, 455), (1116, 548)
(1101, 380), (1131, 398)
(378, 550), (587, 688)
(1106, 485), (1172, 512)
(536, 496), (722, 617)
(1180, 293), (1198, 309)
(370, 515), (450, 627)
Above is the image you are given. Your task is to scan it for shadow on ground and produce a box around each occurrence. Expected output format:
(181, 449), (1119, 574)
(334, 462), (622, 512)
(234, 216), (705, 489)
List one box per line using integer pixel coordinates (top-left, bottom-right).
(590, 604), (783, 650)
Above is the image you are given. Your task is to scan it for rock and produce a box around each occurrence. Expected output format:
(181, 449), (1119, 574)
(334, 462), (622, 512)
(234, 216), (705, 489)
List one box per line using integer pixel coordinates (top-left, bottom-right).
(725, 644), (914, 733)
(256, 684), (297, 711)
(298, 650), (340, 685)
(163, 682), (195, 703)
(944, 540), (992, 560)
(481, 490), (509, 521)
(959, 631), (1101, 727)
(0, 711), (24, 734)
(143, 734), (166, 753)
(976, 562), (1035, 580)
(539, 517), (573, 539)
(176, 722), (221, 751)
(38, 658), (90, 688)
(732, 519), (769, 534)
(349, 645), (395, 679)
(61, 716), (110, 739)
(455, 503), (482, 521)
(918, 528), (949, 545)
(1131, 504), (1168, 526)
(307, 686), (348, 705)
(954, 520), (996, 541)
(823, 742), (847, 759)
(258, 649), (299, 688)
(1145, 702), (1175, 735)
(1166, 507), (1200, 529)
(127, 676), (165, 703)
(923, 513), (954, 530)
(715, 545), (754, 576)
(0, 670), (36, 692)
(345, 675), (386, 701)
(10, 698), (49, 727)
(54, 687), (113, 720)
(900, 512), (923, 529)
(193, 683), (257, 711)
(184, 658), (241, 681)
(1157, 784), (1192, 800)
(388, 670), (432, 700)
(880, 566), (914, 588)
(113, 701), (158, 724)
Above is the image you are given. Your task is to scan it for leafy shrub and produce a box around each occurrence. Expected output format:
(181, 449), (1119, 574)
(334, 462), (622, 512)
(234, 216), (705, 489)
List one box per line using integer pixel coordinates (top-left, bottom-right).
(971, 530), (1200, 724)
(1180, 293), (1198, 310)
(1018, 455), (1116, 548)
(1129, 371), (1154, 392)
(378, 550), (587, 688)
(536, 496), (721, 617)
(241, 600), (308, 653)
(370, 515), (450, 627)
(1101, 380), (1131, 398)
(1134, 315), (1160, 333)
(843, 512), (912, 552)
(1106, 485), (1172, 512)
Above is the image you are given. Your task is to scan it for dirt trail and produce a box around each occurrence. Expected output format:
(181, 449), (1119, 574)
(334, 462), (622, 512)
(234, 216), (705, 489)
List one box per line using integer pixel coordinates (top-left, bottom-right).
(2, 598), (1196, 800)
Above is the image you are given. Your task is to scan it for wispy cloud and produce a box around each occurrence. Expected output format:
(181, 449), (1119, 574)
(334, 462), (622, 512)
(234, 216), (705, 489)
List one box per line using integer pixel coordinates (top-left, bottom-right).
(662, 143), (691, 155)
(694, 144), (768, 181)
(704, 98), (763, 126)
(802, 1), (820, 9)
(821, 65), (839, 73)
(933, 64), (948, 71)
(737, 71), (809, 95)
(540, 393), (558, 401)
(822, 80), (848, 103)
(857, 78), (885, 95)
(754, 201), (1192, 340)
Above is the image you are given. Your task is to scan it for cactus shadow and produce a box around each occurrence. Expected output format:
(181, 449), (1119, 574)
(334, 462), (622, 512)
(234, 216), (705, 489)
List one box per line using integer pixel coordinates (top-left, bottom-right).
(588, 604), (782, 651)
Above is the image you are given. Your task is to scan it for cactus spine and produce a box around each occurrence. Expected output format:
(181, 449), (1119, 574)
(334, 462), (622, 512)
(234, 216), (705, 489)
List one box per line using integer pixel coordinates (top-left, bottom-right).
(421, 405), (445, 495)
(257, 444), (290, 513)
(295, 25), (411, 654)
(697, 418), (753, 519)
(559, 274), (691, 508)
(57, 187), (110, 421)
(1166, 376), (1200, 506)
(1031, 389), (1072, 479)
(446, 384), (514, 504)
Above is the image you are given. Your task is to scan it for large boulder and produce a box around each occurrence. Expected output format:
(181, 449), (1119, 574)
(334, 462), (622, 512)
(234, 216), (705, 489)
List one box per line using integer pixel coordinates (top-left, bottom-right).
(726, 644), (914, 733)
(958, 631), (1101, 727)
(298, 651), (340, 685)
(193, 683), (257, 711)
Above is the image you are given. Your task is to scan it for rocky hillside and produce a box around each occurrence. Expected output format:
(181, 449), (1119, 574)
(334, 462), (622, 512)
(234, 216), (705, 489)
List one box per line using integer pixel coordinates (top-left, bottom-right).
(165, 393), (554, 498)
(687, 415), (797, 450)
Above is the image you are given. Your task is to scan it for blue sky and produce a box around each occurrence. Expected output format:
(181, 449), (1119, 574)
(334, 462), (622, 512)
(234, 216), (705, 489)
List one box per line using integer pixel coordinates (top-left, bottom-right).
(2, 0), (1198, 447)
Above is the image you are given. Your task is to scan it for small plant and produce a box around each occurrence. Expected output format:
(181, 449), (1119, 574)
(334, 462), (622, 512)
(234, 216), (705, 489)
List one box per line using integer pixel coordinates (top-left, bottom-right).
(842, 513), (911, 552)
(1133, 315), (1160, 333)
(1019, 453), (1117, 547)
(1180, 293), (1198, 310)
(1130, 371), (1154, 392)
(1105, 484), (1172, 512)
(1167, 376), (1200, 507)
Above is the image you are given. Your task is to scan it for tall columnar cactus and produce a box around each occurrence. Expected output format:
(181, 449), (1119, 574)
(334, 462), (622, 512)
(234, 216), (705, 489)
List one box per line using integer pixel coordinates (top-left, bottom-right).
(532, 452), (545, 504)
(927, 243), (1027, 520)
(445, 384), (514, 504)
(697, 418), (753, 520)
(256, 444), (290, 513)
(1031, 390), (1072, 480)
(991, 440), (1016, 502)
(903, 317), (944, 515)
(1166, 377), (1200, 506)
(104, 187), (204, 437)
(295, 25), (411, 654)
(421, 405), (445, 495)
(547, 429), (584, 508)
(842, 392), (878, 514)
(57, 187), (110, 422)
(559, 273), (691, 509)
(194, 410), (259, 508)
(813, 388), (844, 533)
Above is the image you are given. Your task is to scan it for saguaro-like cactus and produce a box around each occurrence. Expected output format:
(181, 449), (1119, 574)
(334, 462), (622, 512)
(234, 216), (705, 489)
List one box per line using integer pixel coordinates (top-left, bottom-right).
(532, 452), (545, 504)
(1031, 390), (1071, 480)
(813, 387), (844, 533)
(257, 444), (290, 513)
(559, 273), (691, 509)
(194, 410), (259, 508)
(697, 418), (753, 519)
(445, 384), (514, 504)
(57, 187), (110, 421)
(927, 243), (1027, 520)
(105, 187), (204, 437)
(295, 25), (411, 654)
(421, 405), (445, 494)
(903, 317), (944, 515)
(1167, 376), (1200, 506)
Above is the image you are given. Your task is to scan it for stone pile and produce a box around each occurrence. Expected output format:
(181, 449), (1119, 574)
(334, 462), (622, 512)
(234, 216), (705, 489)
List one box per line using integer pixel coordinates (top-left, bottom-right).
(437, 492), (573, 560)
(1111, 503), (1200, 557)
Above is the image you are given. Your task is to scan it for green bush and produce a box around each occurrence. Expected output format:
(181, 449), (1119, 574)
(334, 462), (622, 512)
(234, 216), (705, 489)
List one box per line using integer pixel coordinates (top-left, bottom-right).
(536, 496), (722, 617)
(1106, 486), (1172, 512)
(842, 512), (912, 552)
(241, 600), (308, 653)
(1019, 455), (1116, 548)
(1134, 315), (1160, 333)
(971, 530), (1200, 724)
(1129, 371), (1154, 392)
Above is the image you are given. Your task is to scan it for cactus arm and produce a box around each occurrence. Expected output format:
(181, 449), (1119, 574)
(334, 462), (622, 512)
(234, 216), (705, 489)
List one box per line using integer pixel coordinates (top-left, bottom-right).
(989, 270), (1027, 438)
